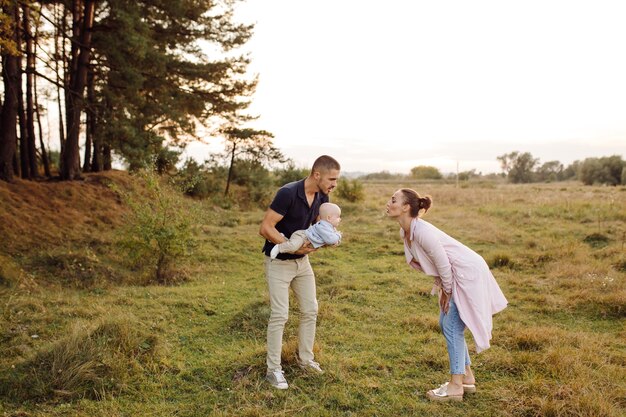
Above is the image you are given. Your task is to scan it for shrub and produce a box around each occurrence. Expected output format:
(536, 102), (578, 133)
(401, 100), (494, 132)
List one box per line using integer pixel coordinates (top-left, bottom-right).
(489, 253), (515, 269)
(172, 158), (277, 208)
(173, 158), (224, 199)
(360, 171), (406, 180)
(229, 160), (275, 206)
(273, 162), (308, 186)
(579, 155), (625, 186)
(410, 165), (442, 180)
(113, 170), (197, 285)
(336, 178), (364, 202)
(153, 147), (182, 175)
(583, 233), (610, 248)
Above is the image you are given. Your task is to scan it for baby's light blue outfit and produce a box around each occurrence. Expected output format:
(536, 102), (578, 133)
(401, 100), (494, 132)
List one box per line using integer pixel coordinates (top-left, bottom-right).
(271, 220), (341, 258)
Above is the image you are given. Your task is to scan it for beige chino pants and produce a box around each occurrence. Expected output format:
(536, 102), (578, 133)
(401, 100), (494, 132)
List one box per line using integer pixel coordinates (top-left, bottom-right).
(264, 255), (318, 371)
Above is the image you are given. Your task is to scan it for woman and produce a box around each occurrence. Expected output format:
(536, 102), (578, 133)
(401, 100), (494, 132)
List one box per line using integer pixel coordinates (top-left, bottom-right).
(386, 188), (507, 402)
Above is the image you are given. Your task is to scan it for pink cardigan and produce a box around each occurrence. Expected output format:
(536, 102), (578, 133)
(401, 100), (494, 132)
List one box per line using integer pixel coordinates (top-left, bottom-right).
(402, 218), (508, 353)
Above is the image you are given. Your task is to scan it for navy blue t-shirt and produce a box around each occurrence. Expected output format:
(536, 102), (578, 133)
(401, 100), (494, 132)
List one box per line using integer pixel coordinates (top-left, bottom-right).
(262, 179), (329, 259)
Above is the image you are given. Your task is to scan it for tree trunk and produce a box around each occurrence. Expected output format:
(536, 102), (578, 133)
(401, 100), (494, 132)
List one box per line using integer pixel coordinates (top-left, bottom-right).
(17, 81), (30, 179)
(91, 89), (105, 172)
(0, 5), (20, 182)
(23, 3), (38, 178)
(15, 5), (30, 180)
(64, 0), (80, 119)
(61, 0), (96, 180)
(225, 142), (236, 196)
(32, 9), (50, 177)
(103, 142), (111, 170)
(0, 2), (20, 181)
(83, 67), (95, 172)
(34, 66), (51, 178)
(12, 147), (20, 178)
(56, 3), (66, 157)
(91, 131), (103, 172)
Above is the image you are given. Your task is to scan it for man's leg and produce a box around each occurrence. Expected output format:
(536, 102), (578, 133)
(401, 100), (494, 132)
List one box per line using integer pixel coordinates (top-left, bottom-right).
(265, 257), (296, 371)
(290, 256), (320, 371)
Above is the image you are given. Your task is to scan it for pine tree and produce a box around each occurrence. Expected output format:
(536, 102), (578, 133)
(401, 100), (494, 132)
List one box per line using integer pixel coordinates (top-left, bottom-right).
(0, 0), (20, 181)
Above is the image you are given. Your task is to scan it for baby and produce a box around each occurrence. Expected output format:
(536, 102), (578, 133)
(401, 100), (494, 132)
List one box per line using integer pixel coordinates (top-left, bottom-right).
(270, 202), (342, 259)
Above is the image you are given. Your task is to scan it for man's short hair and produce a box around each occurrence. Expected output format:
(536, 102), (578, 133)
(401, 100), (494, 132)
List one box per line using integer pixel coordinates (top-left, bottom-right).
(311, 155), (340, 174)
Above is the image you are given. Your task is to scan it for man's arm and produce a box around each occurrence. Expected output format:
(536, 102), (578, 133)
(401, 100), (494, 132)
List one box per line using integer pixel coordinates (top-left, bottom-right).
(259, 208), (288, 244)
(259, 209), (315, 255)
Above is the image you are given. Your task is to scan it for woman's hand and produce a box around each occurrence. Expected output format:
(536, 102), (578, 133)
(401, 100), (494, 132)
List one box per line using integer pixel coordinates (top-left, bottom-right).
(439, 290), (451, 314)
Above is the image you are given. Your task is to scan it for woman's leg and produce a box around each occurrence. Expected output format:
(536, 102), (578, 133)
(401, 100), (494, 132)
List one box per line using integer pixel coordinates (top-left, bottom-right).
(439, 298), (467, 395)
(463, 343), (475, 385)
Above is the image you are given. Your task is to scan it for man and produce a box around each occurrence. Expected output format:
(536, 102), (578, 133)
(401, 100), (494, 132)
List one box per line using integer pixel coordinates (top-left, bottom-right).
(259, 155), (341, 389)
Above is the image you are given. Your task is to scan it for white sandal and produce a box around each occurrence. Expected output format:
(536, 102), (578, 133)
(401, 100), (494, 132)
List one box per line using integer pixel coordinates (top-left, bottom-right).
(426, 382), (463, 402)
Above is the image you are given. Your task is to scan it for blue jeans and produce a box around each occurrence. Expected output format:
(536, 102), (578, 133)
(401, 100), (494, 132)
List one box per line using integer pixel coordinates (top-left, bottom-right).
(439, 298), (471, 375)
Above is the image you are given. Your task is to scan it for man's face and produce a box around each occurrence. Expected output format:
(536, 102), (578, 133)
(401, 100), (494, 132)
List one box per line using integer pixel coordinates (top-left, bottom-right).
(315, 169), (340, 195)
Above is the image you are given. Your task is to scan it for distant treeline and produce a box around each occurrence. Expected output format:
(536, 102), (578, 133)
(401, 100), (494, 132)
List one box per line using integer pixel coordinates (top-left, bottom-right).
(0, 0), (283, 183)
(360, 152), (626, 186)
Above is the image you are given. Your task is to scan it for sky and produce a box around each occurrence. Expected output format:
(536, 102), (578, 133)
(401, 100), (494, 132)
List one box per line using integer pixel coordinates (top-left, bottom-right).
(186, 0), (626, 175)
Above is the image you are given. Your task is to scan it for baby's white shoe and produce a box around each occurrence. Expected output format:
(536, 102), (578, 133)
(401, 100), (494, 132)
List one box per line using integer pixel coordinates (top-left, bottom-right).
(270, 245), (280, 259)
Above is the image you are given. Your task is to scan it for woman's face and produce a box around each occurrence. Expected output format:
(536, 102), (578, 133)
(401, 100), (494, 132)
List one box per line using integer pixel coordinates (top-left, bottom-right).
(385, 190), (406, 218)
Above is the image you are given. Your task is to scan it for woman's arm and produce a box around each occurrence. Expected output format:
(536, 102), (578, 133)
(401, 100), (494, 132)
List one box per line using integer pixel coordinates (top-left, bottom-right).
(408, 258), (422, 271)
(416, 230), (453, 293)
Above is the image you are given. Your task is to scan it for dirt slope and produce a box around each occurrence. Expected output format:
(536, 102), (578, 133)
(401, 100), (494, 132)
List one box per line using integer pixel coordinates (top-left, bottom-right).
(0, 171), (132, 256)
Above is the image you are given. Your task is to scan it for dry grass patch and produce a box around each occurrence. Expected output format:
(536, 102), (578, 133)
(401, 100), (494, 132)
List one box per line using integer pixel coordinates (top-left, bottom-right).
(0, 315), (162, 402)
(0, 253), (32, 288)
(28, 248), (120, 288)
(400, 315), (440, 333)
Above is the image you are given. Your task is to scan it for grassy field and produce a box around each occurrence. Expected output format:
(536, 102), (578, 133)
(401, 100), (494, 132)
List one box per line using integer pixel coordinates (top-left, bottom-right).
(1, 174), (625, 416)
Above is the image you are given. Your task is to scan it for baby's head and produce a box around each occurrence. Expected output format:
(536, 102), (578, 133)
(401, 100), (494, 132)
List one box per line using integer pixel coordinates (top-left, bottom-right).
(320, 203), (341, 227)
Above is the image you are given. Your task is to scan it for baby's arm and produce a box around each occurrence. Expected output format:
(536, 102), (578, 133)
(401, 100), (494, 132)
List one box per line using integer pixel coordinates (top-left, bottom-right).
(318, 225), (342, 246)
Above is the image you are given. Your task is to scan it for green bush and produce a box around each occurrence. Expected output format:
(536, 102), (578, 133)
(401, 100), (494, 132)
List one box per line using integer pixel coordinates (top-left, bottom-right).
(176, 158), (275, 208)
(410, 165), (442, 180)
(113, 170), (197, 285)
(579, 155), (625, 186)
(273, 162), (308, 186)
(173, 159), (225, 199)
(227, 160), (275, 209)
(336, 178), (364, 202)
(360, 171), (406, 180)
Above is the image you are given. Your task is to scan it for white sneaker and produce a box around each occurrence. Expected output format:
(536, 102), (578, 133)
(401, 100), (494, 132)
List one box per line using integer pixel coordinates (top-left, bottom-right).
(298, 359), (324, 374)
(270, 245), (280, 259)
(265, 369), (288, 389)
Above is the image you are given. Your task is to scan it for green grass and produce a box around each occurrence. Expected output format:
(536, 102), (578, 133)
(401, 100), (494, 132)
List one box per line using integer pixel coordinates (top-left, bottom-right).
(1, 180), (625, 416)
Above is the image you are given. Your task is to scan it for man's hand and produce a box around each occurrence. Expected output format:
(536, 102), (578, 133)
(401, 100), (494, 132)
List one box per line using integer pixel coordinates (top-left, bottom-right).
(439, 290), (451, 314)
(293, 240), (317, 255)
